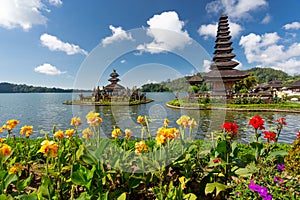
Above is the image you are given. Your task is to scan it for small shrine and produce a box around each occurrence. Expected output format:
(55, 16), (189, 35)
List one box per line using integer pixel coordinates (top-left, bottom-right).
(204, 13), (249, 96)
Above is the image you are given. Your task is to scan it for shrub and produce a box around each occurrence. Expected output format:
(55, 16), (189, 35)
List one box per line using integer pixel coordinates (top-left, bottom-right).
(285, 132), (300, 177)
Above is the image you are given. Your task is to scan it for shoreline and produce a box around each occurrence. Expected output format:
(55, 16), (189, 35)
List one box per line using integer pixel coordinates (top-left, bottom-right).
(166, 103), (300, 113)
(64, 99), (154, 106)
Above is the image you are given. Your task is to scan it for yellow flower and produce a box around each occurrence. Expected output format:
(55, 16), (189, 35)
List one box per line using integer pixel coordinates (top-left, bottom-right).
(8, 166), (18, 174)
(0, 144), (12, 157)
(155, 127), (179, 145)
(3, 119), (19, 131)
(112, 127), (122, 139)
(70, 117), (82, 127)
(137, 116), (144, 124)
(176, 115), (190, 128)
(82, 128), (93, 139)
(156, 134), (166, 145)
(37, 140), (59, 158)
(135, 140), (148, 153)
(124, 129), (132, 140)
(164, 118), (170, 127)
(188, 118), (197, 129)
(0, 138), (6, 143)
(54, 130), (64, 140)
(20, 125), (33, 137)
(86, 111), (102, 126)
(179, 176), (188, 189)
(0, 127), (3, 133)
(65, 129), (75, 138)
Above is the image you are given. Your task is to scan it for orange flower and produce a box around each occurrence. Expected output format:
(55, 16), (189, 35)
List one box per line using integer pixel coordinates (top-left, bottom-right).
(8, 166), (18, 174)
(54, 130), (64, 140)
(0, 138), (6, 143)
(2, 119), (19, 131)
(135, 140), (148, 153)
(37, 140), (59, 158)
(137, 116), (145, 124)
(86, 111), (102, 126)
(65, 129), (75, 138)
(176, 115), (190, 128)
(20, 125), (33, 137)
(0, 144), (12, 157)
(125, 129), (132, 140)
(70, 117), (82, 127)
(82, 128), (93, 139)
(0, 127), (3, 133)
(156, 127), (179, 145)
(112, 127), (122, 139)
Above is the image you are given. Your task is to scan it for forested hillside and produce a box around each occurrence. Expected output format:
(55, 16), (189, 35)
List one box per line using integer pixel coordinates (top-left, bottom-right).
(0, 82), (73, 93)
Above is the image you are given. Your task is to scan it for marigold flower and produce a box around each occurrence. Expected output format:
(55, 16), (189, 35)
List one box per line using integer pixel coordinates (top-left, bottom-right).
(20, 125), (33, 137)
(137, 116), (145, 124)
(0, 144), (11, 157)
(54, 130), (64, 140)
(82, 128), (93, 139)
(70, 117), (82, 127)
(86, 111), (102, 126)
(176, 115), (190, 128)
(8, 166), (18, 174)
(179, 176), (188, 189)
(222, 122), (239, 134)
(135, 140), (148, 153)
(37, 140), (59, 158)
(249, 116), (265, 130)
(3, 119), (19, 131)
(263, 131), (276, 142)
(124, 129), (132, 140)
(65, 129), (75, 138)
(111, 127), (122, 139)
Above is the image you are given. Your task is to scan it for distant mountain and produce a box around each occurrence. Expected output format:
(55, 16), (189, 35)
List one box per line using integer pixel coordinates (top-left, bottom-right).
(0, 82), (89, 93)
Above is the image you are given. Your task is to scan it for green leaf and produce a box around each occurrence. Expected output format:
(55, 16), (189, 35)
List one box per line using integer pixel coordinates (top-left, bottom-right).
(4, 174), (18, 190)
(183, 193), (197, 200)
(76, 192), (92, 200)
(117, 192), (126, 200)
(215, 140), (227, 154)
(267, 150), (287, 159)
(129, 177), (141, 189)
(72, 167), (88, 186)
(205, 182), (227, 196)
(18, 193), (38, 200)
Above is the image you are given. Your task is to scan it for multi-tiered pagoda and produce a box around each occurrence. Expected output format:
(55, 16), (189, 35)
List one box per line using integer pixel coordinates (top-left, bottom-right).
(104, 69), (125, 95)
(204, 13), (249, 96)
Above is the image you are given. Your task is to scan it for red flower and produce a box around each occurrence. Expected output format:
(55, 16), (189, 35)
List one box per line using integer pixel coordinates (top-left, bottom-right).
(212, 158), (222, 163)
(221, 122), (239, 134)
(276, 117), (287, 126)
(263, 131), (276, 142)
(249, 116), (265, 130)
(298, 130), (300, 137)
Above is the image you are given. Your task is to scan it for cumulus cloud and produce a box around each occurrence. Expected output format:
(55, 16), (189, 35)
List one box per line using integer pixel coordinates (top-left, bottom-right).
(137, 11), (192, 54)
(48, 0), (63, 6)
(101, 25), (133, 47)
(0, 0), (48, 30)
(283, 22), (300, 30)
(198, 21), (243, 39)
(261, 13), (271, 24)
(202, 60), (212, 72)
(34, 63), (65, 75)
(40, 33), (88, 55)
(206, 0), (268, 20)
(239, 32), (300, 75)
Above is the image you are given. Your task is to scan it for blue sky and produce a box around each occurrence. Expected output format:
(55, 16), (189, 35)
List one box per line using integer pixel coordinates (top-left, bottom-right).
(0, 0), (300, 89)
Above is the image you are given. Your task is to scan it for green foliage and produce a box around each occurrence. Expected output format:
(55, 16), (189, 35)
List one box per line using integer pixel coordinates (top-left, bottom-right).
(285, 135), (300, 177)
(0, 82), (73, 93)
(141, 83), (171, 92)
(247, 67), (289, 84)
(233, 74), (258, 93)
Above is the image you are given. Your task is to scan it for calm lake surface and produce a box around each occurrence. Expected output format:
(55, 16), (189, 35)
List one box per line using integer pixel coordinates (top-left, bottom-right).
(0, 92), (299, 144)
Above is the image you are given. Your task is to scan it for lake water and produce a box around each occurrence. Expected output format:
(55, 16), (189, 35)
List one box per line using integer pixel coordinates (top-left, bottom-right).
(0, 92), (299, 144)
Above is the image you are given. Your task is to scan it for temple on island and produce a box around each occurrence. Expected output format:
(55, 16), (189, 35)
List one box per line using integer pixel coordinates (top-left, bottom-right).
(79, 69), (147, 103)
(204, 13), (249, 96)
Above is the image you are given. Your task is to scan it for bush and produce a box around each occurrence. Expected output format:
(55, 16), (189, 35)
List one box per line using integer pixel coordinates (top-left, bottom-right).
(285, 133), (300, 177)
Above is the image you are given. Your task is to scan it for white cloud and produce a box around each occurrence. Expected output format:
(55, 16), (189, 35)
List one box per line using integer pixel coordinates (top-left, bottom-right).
(120, 60), (126, 64)
(261, 13), (271, 24)
(34, 63), (65, 75)
(101, 25), (133, 47)
(40, 33), (88, 55)
(239, 32), (300, 74)
(206, 0), (268, 20)
(283, 22), (300, 30)
(48, 0), (63, 6)
(0, 0), (48, 31)
(198, 21), (243, 39)
(203, 60), (211, 72)
(137, 11), (192, 54)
